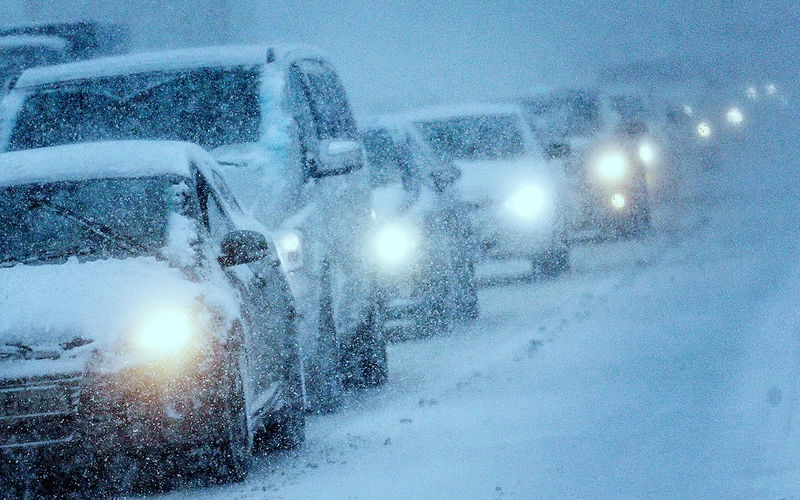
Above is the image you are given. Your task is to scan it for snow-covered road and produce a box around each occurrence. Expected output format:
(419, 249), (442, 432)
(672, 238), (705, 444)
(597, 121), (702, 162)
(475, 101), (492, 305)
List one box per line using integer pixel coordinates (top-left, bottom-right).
(143, 103), (799, 499)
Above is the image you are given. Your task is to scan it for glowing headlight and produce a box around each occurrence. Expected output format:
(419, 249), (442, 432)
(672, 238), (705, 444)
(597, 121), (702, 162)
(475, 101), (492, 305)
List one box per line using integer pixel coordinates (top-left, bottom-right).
(638, 141), (656, 166)
(697, 122), (712, 138)
(725, 107), (744, 126)
(611, 193), (626, 210)
(745, 86), (758, 100)
(505, 183), (549, 220)
(373, 223), (419, 268)
(765, 83), (777, 96)
(595, 151), (628, 184)
(136, 310), (194, 355)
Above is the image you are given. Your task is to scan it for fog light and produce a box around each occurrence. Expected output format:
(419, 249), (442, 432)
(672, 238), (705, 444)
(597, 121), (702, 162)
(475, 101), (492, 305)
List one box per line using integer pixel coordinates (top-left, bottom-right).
(611, 193), (626, 210)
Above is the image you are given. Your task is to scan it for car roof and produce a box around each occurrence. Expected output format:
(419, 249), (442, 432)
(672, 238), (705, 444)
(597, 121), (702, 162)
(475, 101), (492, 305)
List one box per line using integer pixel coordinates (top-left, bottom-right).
(0, 140), (213, 186)
(399, 102), (527, 123)
(12, 43), (328, 89)
(0, 34), (69, 51)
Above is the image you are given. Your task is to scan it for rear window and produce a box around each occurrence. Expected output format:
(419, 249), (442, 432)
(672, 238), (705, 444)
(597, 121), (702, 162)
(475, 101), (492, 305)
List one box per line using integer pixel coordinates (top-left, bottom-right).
(8, 66), (261, 151)
(416, 114), (525, 161)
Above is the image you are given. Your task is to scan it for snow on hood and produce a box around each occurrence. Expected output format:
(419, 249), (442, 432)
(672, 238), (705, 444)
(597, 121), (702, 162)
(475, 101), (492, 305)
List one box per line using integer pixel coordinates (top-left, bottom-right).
(0, 256), (238, 356)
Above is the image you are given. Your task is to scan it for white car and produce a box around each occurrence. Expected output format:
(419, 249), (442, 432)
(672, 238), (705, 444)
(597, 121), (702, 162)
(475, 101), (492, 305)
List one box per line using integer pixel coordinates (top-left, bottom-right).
(401, 103), (571, 277)
(362, 117), (478, 338)
(0, 141), (303, 496)
(0, 44), (385, 412)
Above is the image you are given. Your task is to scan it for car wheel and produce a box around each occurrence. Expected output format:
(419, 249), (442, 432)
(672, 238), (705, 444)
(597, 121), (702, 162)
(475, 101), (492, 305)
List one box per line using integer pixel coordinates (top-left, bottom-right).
(452, 260), (479, 321)
(256, 403), (306, 451)
(539, 245), (570, 279)
(205, 352), (251, 485)
(342, 299), (388, 388)
(304, 264), (345, 412)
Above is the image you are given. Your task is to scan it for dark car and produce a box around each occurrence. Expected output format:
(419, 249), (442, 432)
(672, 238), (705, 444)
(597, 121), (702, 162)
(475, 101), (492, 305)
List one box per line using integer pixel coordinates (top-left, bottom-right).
(0, 141), (304, 497)
(362, 118), (478, 338)
(0, 20), (128, 92)
(521, 89), (653, 239)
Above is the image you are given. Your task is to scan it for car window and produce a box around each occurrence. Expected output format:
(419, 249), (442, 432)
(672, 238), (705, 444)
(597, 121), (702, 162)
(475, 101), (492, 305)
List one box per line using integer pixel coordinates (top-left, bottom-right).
(294, 59), (357, 140)
(7, 66), (262, 151)
(416, 114), (526, 161)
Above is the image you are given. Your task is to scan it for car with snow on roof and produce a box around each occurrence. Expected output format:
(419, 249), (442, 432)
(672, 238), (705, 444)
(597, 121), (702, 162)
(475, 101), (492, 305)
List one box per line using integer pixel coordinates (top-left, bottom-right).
(402, 103), (571, 277)
(361, 116), (478, 338)
(0, 44), (386, 412)
(0, 141), (304, 496)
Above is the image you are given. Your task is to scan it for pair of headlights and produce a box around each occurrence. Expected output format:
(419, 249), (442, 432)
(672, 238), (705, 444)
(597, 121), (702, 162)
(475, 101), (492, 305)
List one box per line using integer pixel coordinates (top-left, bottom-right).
(593, 141), (657, 184)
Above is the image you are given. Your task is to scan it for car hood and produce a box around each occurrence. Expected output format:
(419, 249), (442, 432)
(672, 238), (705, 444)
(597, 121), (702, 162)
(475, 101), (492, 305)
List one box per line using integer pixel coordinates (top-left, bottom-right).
(0, 257), (236, 367)
(452, 156), (564, 204)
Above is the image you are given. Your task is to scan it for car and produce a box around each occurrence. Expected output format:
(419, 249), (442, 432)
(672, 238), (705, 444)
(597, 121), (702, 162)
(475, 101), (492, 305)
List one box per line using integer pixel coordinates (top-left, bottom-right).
(0, 21), (129, 94)
(0, 140), (304, 497)
(361, 117), (478, 339)
(520, 89), (653, 239)
(400, 103), (571, 277)
(0, 44), (386, 412)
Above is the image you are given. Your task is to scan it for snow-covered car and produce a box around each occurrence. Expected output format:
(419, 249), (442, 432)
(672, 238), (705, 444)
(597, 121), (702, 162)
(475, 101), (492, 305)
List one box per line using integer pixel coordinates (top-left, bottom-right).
(361, 118), (478, 338)
(0, 141), (304, 496)
(0, 44), (386, 412)
(403, 103), (571, 277)
(0, 21), (128, 94)
(520, 89), (653, 238)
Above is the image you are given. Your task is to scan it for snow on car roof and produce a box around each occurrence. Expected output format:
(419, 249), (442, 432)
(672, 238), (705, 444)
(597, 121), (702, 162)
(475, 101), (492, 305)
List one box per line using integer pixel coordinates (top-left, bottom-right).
(13, 43), (327, 88)
(400, 102), (527, 123)
(0, 140), (211, 186)
(0, 34), (69, 51)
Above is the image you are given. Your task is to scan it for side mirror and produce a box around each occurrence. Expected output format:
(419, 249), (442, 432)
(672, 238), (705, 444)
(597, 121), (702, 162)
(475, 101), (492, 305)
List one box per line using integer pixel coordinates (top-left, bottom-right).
(312, 139), (364, 178)
(429, 163), (462, 192)
(544, 142), (572, 159)
(218, 230), (272, 267)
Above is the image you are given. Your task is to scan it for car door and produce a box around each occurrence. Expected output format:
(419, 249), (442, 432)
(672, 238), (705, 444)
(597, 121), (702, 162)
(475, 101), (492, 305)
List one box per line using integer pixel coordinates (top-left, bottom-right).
(195, 167), (294, 419)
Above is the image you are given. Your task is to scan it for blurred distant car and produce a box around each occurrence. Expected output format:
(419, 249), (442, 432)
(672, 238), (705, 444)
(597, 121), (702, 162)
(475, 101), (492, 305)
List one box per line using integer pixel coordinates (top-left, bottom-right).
(404, 103), (570, 277)
(0, 21), (128, 93)
(0, 141), (304, 496)
(361, 118), (478, 338)
(0, 44), (385, 412)
(520, 89), (652, 238)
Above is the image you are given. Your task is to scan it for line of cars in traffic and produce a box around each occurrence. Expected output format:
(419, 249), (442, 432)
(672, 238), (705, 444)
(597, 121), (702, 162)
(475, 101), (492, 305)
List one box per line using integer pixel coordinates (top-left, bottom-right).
(0, 20), (770, 498)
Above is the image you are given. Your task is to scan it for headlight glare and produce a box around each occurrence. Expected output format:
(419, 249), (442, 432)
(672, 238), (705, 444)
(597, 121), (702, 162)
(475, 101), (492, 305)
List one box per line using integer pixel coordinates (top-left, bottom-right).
(595, 151), (628, 183)
(373, 223), (419, 268)
(638, 142), (656, 166)
(505, 183), (549, 220)
(136, 310), (194, 355)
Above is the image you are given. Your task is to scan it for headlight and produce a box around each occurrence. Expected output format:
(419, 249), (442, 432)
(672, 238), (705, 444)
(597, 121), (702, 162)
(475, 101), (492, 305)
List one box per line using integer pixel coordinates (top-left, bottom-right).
(638, 141), (656, 166)
(697, 122), (712, 138)
(373, 223), (419, 269)
(610, 193), (626, 210)
(135, 309), (195, 355)
(594, 150), (628, 184)
(725, 107), (744, 126)
(274, 229), (303, 272)
(505, 183), (549, 221)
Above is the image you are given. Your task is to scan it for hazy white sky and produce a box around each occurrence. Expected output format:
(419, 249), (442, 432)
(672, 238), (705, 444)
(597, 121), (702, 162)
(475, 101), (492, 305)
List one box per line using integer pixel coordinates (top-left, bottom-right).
(2, 0), (797, 117)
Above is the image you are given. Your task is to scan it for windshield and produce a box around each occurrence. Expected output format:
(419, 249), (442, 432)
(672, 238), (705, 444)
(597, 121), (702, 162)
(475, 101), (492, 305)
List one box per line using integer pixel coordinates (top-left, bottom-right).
(0, 45), (65, 87)
(0, 175), (186, 265)
(415, 114), (525, 161)
(522, 92), (602, 139)
(7, 66), (261, 151)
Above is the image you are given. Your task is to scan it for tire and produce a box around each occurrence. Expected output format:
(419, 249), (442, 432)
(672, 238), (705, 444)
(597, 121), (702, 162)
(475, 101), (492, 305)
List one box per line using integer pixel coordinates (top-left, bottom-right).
(256, 403), (306, 452)
(342, 300), (388, 388)
(205, 354), (251, 485)
(304, 264), (344, 412)
(452, 260), (479, 322)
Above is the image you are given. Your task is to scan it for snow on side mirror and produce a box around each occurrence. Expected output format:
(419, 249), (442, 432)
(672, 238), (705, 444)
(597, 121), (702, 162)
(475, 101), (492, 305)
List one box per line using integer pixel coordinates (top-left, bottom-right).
(312, 139), (364, 178)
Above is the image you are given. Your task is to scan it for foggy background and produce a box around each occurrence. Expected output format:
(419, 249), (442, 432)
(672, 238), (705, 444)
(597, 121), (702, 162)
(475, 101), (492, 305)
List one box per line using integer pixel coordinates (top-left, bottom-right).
(1, 0), (797, 119)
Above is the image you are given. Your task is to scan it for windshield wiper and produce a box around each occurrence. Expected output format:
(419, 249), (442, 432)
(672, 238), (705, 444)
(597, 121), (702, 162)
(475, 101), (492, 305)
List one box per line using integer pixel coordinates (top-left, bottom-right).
(26, 196), (147, 256)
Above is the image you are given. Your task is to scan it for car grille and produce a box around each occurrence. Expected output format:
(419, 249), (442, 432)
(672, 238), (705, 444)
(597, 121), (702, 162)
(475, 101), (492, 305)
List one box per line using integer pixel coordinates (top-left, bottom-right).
(0, 374), (82, 450)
